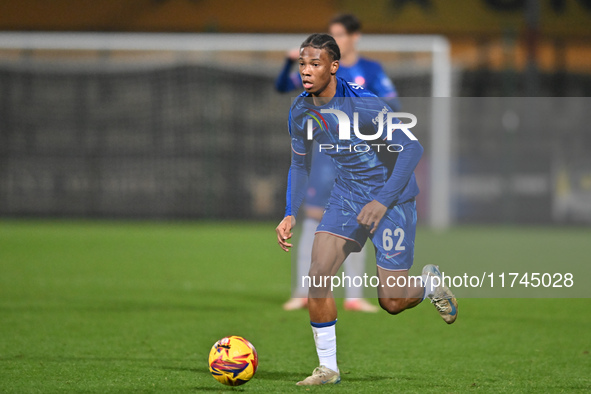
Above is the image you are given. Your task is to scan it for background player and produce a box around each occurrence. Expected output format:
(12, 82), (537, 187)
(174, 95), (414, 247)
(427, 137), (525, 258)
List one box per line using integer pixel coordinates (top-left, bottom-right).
(275, 33), (458, 386)
(278, 14), (400, 312)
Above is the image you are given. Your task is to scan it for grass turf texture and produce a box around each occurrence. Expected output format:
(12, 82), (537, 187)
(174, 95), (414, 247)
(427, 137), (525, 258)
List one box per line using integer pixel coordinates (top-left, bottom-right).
(0, 221), (590, 393)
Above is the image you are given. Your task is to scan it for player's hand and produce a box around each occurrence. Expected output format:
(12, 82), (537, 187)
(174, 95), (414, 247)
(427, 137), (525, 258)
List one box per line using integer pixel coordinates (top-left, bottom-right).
(357, 200), (387, 234)
(287, 48), (300, 61)
(276, 215), (296, 252)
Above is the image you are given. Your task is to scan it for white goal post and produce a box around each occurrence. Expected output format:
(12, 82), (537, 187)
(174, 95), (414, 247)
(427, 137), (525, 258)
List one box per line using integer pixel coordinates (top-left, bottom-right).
(0, 32), (452, 228)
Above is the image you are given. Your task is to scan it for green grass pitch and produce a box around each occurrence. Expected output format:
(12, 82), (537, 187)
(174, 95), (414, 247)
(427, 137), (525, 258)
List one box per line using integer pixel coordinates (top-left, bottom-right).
(0, 220), (590, 393)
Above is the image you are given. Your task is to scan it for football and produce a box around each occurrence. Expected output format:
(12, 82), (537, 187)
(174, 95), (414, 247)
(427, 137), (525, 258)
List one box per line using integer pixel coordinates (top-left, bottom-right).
(208, 336), (258, 386)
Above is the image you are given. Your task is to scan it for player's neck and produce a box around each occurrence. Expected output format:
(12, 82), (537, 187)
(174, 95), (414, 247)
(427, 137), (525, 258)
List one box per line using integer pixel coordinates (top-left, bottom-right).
(339, 52), (359, 67)
(311, 76), (337, 106)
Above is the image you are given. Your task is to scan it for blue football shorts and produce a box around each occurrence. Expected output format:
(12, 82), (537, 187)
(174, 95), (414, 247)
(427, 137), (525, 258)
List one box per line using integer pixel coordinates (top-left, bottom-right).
(316, 189), (417, 271)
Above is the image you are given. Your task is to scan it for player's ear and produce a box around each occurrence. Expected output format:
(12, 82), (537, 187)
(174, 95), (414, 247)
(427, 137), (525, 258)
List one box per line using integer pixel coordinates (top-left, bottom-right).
(331, 60), (339, 75)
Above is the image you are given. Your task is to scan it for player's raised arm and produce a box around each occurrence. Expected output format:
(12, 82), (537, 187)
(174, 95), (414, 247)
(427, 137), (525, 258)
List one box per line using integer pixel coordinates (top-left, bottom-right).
(274, 49), (302, 93)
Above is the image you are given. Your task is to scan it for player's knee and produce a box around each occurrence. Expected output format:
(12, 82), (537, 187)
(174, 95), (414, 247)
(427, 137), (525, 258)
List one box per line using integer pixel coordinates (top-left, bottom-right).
(379, 298), (406, 315)
(308, 262), (330, 279)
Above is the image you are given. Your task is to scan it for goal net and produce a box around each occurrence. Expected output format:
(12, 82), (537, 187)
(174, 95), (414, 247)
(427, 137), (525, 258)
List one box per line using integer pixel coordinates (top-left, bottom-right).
(0, 32), (453, 226)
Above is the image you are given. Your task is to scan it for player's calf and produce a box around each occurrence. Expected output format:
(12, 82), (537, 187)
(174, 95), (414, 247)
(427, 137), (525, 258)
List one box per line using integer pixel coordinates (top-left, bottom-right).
(378, 297), (409, 315)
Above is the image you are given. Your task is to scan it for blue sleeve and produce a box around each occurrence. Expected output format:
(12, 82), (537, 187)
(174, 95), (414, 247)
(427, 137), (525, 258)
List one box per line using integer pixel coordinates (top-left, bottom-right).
(285, 156), (311, 218)
(284, 111), (312, 217)
(275, 58), (301, 93)
(284, 168), (293, 216)
(285, 168), (291, 216)
(369, 65), (401, 112)
(375, 121), (423, 207)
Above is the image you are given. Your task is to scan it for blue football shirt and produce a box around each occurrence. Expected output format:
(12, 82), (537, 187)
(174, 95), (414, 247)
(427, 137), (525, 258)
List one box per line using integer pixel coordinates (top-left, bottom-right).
(285, 77), (422, 218)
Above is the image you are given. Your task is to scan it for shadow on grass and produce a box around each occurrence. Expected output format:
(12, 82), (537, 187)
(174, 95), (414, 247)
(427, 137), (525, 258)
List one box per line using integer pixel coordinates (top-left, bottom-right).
(252, 370), (308, 381)
(161, 366), (303, 382)
(191, 387), (245, 392)
(160, 364), (395, 384)
(161, 366), (250, 392)
(161, 365), (209, 374)
(163, 365), (307, 385)
(345, 374), (401, 382)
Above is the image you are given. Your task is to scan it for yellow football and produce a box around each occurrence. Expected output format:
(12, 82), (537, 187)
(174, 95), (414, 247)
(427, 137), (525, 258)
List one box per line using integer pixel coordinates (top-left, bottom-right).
(208, 336), (258, 386)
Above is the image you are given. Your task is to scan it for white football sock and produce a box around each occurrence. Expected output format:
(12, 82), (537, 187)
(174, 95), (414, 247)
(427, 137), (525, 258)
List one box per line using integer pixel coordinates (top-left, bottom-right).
(311, 320), (338, 373)
(294, 217), (320, 297)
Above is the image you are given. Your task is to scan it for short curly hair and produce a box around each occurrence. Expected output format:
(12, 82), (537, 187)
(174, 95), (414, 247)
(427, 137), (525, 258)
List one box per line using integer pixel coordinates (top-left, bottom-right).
(300, 33), (341, 62)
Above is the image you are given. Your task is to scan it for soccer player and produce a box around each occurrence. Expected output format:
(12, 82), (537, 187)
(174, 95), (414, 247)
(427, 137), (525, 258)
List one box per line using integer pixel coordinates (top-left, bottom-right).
(278, 14), (399, 313)
(275, 33), (458, 386)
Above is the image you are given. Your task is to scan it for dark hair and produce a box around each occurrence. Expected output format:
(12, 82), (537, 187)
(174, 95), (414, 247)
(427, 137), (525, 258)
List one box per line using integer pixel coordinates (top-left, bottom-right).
(300, 33), (341, 62)
(329, 13), (362, 34)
